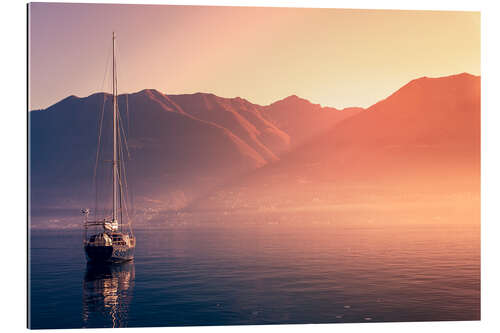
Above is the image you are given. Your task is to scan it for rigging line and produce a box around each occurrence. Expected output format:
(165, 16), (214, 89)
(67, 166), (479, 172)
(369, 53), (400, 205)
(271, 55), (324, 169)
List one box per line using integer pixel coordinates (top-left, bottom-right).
(118, 106), (131, 160)
(114, 37), (134, 235)
(126, 93), (130, 137)
(119, 166), (124, 231)
(114, 37), (132, 162)
(124, 94), (133, 219)
(114, 44), (128, 224)
(99, 43), (112, 93)
(116, 106), (123, 230)
(93, 93), (108, 220)
(116, 107), (128, 220)
(118, 112), (134, 235)
(114, 37), (119, 106)
(92, 42), (112, 220)
(113, 35), (126, 180)
(117, 111), (133, 235)
(117, 103), (132, 222)
(118, 111), (132, 227)
(120, 148), (134, 225)
(120, 121), (131, 218)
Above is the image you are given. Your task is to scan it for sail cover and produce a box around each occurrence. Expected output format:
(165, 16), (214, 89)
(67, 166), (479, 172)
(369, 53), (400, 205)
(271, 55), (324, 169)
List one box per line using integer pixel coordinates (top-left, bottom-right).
(104, 220), (119, 231)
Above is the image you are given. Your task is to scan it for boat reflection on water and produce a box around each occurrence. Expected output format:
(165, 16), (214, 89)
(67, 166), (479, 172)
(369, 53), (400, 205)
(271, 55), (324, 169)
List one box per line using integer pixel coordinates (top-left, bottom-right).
(82, 261), (135, 328)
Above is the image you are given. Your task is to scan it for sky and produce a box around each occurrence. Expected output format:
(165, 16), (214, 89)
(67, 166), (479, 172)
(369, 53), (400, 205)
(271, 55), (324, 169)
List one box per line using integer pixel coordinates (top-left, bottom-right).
(28, 3), (480, 110)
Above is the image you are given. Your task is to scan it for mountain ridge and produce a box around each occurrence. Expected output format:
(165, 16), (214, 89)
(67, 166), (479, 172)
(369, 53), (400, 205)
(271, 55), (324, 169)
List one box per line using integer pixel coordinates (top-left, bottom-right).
(29, 73), (480, 226)
(187, 72), (481, 213)
(32, 72), (479, 114)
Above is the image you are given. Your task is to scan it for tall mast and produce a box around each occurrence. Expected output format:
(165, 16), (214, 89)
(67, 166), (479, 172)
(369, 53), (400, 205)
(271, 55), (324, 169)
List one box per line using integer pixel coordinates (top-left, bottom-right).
(112, 32), (118, 222)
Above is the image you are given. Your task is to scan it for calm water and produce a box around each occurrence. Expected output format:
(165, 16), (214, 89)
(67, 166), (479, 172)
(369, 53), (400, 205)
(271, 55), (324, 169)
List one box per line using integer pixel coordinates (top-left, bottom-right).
(29, 209), (480, 329)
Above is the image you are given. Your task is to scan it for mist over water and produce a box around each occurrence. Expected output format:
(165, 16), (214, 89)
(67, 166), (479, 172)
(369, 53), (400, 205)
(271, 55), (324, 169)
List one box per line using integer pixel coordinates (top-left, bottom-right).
(29, 204), (479, 329)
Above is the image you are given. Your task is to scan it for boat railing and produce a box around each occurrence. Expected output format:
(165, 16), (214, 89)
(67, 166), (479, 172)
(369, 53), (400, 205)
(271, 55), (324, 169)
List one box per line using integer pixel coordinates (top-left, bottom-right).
(84, 219), (109, 227)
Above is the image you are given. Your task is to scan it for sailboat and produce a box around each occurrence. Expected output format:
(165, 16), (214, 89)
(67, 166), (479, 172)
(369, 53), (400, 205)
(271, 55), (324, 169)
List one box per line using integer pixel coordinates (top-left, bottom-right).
(82, 32), (135, 263)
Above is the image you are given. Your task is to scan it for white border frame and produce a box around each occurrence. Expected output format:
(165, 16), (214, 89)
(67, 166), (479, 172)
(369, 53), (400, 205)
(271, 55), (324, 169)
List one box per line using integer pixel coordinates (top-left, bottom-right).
(2, 0), (499, 332)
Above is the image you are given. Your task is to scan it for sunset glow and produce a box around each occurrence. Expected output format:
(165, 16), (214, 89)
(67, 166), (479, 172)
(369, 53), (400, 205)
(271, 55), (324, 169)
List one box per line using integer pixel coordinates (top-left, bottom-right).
(29, 3), (479, 110)
(29, 3), (481, 328)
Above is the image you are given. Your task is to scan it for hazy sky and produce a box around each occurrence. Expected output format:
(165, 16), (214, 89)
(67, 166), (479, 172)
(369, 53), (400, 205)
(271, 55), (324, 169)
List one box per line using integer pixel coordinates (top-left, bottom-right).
(28, 3), (480, 110)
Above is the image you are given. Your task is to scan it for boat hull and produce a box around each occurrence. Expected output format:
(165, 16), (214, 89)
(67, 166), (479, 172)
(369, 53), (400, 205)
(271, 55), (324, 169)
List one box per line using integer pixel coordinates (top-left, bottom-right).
(84, 244), (134, 263)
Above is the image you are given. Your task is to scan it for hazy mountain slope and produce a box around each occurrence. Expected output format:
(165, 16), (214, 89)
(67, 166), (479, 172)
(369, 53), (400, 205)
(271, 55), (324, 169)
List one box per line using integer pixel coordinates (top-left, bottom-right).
(29, 90), (268, 220)
(326, 73), (480, 148)
(189, 73), (480, 213)
(284, 73), (481, 179)
(262, 95), (363, 147)
(30, 74), (480, 225)
(168, 93), (290, 160)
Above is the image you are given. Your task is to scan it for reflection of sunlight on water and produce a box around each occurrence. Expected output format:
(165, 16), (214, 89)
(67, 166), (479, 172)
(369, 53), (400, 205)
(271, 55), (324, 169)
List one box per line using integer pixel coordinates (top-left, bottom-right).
(82, 261), (135, 328)
(29, 198), (479, 328)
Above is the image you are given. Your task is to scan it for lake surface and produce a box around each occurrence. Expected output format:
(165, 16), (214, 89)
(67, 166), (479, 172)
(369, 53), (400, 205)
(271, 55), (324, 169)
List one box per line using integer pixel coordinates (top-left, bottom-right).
(29, 209), (480, 329)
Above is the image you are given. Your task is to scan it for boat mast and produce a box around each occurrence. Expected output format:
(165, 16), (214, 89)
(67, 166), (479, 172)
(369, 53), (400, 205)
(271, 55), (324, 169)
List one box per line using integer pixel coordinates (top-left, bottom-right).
(112, 32), (118, 223)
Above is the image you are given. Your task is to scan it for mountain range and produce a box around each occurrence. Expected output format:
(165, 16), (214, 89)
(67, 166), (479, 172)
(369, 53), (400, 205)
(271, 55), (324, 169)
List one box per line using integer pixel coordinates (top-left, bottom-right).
(189, 73), (480, 213)
(29, 73), (480, 226)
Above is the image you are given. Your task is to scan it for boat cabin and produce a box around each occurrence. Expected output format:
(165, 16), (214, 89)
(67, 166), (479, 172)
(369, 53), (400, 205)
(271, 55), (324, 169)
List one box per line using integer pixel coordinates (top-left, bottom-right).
(86, 232), (134, 247)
